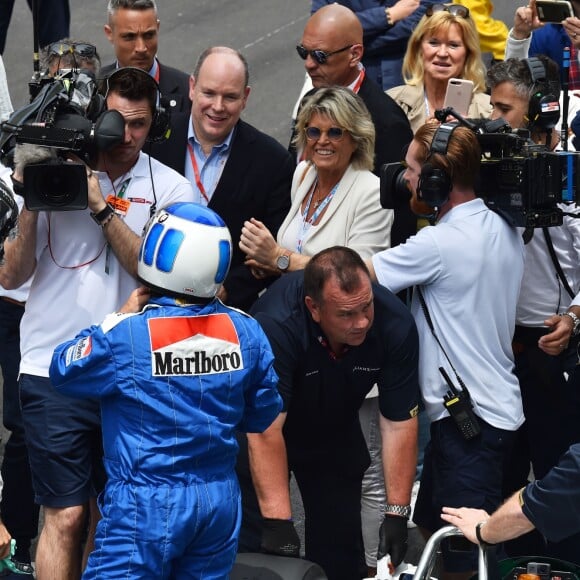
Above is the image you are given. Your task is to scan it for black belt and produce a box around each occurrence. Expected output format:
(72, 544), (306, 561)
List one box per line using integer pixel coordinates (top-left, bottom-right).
(0, 296), (26, 307)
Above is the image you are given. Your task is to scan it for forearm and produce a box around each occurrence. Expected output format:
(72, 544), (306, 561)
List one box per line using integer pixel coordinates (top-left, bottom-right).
(247, 418), (292, 519)
(441, 491), (535, 545)
(381, 415), (417, 505)
(101, 214), (141, 278)
(0, 207), (38, 289)
(481, 493), (535, 543)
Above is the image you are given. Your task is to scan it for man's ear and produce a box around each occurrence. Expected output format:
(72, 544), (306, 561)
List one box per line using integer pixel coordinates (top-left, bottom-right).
(104, 24), (113, 44)
(305, 295), (321, 323)
(350, 43), (364, 67)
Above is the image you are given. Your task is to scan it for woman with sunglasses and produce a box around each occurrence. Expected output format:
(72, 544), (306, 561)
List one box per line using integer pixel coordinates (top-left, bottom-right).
(239, 86), (392, 276)
(387, 3), (492, 133)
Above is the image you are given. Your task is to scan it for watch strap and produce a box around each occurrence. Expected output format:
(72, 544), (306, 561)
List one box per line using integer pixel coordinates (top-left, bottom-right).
(475, 521), (495, 547)
(562, 311), (580, 336)
(91, 204), (115, 227)
(384, 503), (411, 519)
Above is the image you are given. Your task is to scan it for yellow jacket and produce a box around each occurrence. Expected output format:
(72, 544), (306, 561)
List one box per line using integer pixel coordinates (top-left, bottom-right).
(454, 0), (508, 61)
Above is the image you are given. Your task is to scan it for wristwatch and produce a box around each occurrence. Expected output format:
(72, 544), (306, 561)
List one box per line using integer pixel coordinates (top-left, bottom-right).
(384, 503), (411, 519)
(562, 311), (580, 336)
(90, 204), (115, 227)
(276, 251), (291, 272)
(475, 521), (495, 547)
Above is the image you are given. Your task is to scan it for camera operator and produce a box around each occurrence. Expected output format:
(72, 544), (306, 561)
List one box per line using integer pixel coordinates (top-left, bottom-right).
(487, 55), (580, 563)
(0, 41), (102, 578)
(368, 122), (525, 579)
(0, 66), (193, 580)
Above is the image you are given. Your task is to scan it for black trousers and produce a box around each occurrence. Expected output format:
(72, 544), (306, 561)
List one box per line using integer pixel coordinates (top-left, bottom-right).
(504, 327), (580, 562)
(0, 298), (40, 561)
(236, 432), (366, 580)
(0, 0), (70, 54)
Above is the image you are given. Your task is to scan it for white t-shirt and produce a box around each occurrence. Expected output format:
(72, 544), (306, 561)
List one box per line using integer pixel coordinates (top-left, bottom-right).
(517, 203), (580, 326)
(372, 198), (525, 430)
(20, 152), (194, 376)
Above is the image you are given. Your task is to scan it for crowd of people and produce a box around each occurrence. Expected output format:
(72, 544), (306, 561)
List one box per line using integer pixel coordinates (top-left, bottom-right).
(0, 0), (580, 579)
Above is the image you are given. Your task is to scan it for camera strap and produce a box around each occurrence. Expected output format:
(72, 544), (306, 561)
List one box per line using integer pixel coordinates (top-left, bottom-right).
(542, 227), (575, 300)
(416, 286), (472, 399)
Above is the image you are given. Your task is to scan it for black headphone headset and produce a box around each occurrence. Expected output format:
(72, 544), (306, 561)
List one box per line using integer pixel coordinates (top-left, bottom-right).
(524, 57), (560, 132)
(417, 122), (458, 208)
(102, 66), (171, 143)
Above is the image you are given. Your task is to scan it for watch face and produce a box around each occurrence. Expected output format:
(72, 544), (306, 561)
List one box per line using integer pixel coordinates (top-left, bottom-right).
(276, 254), (290, 270)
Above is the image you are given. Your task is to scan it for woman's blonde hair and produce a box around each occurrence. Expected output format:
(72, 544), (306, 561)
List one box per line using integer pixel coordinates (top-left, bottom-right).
(402, 9), (487, 92)
(293, 86), (375, 171)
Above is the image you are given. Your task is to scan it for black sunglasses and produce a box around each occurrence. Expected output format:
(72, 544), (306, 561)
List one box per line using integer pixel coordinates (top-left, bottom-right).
(296, 44), (353, 65)
(305, 126), (346, 141)
(47, 42), (97, 58)
(425, 3), (470, 18)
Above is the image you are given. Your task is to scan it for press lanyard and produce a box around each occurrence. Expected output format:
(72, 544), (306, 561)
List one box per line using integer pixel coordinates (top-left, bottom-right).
(351, 68), (365, 94)
(187, 142), (210, 204)
(104, 177), (132, 275)
(296, 179), (339, 253)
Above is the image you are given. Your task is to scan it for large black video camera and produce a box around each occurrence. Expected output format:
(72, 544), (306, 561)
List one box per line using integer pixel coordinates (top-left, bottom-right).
(0, 69), (125, 211)
(380, 109), (580, 228)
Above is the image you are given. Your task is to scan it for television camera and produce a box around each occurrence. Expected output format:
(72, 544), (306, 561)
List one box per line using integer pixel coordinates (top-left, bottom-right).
(0, 68), (125, 211)
(380, 107), (580, 229)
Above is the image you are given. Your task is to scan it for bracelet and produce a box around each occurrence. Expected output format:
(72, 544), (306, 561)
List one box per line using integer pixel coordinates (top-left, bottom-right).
(91, 204), (115, 227)
(385, 503), (411, 518)
(517, 486), (526, 507)
(385, 7), (394, 26)
(475, 521), (495, 547)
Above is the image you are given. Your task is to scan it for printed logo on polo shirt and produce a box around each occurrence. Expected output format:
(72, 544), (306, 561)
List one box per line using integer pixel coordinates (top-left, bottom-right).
(65, 336), (92, 366)
(148, 314), (243, 376)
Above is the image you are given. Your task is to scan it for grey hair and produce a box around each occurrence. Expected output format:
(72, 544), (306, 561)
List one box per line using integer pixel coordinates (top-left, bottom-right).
(487, 55), (561, 101)
(293, 86), (375, 171)
(14, 144), (58, 177)
(40, 38), (101, 75)
(107, 0), (157, 19)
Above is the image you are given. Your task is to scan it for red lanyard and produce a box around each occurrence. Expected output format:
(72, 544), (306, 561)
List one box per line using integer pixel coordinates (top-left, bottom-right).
(352, 68), (365, 94)
(187, 142), (209, 204)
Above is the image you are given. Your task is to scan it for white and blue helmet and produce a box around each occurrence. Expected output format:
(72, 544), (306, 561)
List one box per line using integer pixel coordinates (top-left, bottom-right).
(138, 203), (232, 299)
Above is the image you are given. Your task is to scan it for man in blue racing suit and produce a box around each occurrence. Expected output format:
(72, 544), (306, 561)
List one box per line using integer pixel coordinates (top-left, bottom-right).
(49, 203), (283, 579)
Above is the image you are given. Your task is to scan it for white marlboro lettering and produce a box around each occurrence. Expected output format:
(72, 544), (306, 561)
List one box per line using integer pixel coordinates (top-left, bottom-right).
(153, 349), (242, 375)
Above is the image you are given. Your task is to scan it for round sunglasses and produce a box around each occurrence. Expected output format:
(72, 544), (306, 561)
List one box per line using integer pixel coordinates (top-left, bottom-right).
(47, 42), (97, 58)
(305, 126), (346, 141)
(296, 44), (353, 65)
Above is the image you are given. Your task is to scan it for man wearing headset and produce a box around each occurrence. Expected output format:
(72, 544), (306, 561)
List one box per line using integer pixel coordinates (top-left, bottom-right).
(0, 67), (193, 580)
(487, 55), (580, 564)
(367, 123), (525, 579)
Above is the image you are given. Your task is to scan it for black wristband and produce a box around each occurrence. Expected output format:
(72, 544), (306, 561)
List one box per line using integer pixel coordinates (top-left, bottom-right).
(475, 521), (495, 547)
(91, 204), (114, 226)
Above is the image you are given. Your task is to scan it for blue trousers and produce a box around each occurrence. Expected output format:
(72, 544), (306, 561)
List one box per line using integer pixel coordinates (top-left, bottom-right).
(83, 475), (241, 579)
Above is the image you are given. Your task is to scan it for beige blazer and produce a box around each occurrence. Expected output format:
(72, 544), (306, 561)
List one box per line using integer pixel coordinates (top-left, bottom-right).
(387, 83), (492, 134)
(277, 161), (394, 260)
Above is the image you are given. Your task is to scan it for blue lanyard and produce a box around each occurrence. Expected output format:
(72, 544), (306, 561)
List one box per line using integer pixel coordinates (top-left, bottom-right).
(296, 179), (339, 253)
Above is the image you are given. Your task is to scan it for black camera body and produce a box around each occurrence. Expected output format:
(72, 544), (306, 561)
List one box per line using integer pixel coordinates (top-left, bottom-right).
(0, 69), (125, 211)
(380, 112), (580, 228)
